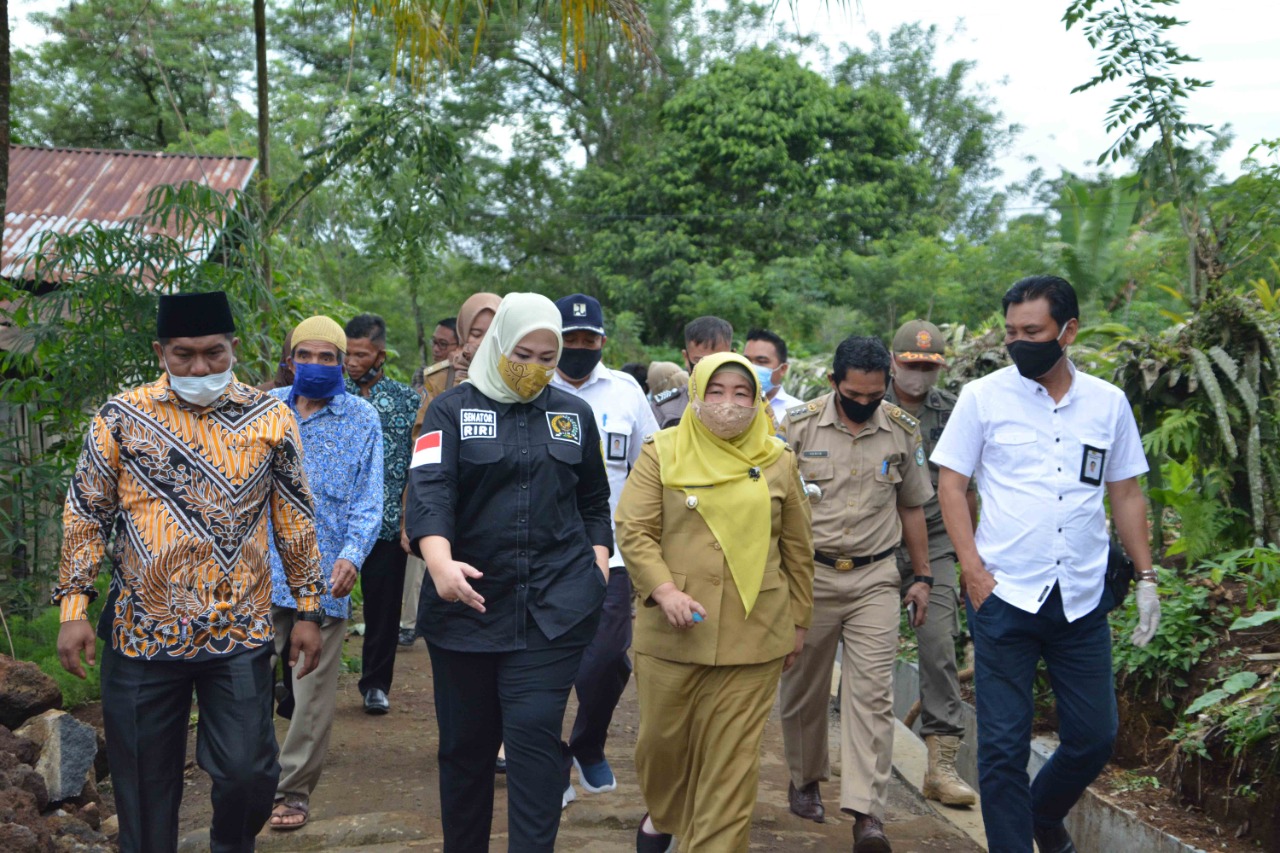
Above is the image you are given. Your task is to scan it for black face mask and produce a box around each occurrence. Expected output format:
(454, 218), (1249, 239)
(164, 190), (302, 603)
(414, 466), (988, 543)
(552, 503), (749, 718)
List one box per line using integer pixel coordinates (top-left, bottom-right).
(354, 361), (384, 386)
(1007, 330), (1067, 379)
(558, 347), (603, 380)
(837, 392), (883, 424)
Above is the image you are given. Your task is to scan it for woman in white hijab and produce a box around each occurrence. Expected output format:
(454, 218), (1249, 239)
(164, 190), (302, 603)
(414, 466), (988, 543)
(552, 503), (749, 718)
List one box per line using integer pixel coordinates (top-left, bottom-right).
(405, 293), (614, 853)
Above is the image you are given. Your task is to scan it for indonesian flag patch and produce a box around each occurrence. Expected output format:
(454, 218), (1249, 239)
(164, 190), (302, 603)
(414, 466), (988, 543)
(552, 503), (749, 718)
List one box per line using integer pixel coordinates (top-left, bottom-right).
(411, 430), (443, 467)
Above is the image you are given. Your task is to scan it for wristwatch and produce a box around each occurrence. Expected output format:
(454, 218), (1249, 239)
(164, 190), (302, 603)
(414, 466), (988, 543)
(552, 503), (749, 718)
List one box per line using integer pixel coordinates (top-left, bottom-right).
(297, 609), (324, 624)
(1135, 570), (1158, 583)
(913, 575), (934, 588)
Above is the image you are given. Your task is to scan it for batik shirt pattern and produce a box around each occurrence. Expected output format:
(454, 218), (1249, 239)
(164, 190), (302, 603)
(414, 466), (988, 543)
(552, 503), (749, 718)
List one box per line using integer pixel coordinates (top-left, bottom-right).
(54, 376), (326, 661)
(269, 388), (384, 619)
(345, 375), (419, 541)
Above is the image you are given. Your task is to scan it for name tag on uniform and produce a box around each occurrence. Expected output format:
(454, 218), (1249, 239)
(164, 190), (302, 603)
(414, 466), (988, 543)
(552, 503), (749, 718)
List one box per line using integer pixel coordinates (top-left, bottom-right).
(607, 432), (628, 460)
(1080, 445), (1106, 486)
(460, 409), (497, 440)
(802, 450), (829, 458)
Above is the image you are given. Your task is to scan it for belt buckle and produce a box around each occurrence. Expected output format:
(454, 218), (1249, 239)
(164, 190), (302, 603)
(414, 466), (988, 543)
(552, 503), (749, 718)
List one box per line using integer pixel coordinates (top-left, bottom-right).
(835, 558), (853, 572)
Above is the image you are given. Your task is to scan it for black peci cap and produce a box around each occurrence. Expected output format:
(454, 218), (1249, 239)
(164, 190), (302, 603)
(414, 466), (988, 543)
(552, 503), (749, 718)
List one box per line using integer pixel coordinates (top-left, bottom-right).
(156, 291), (236, 339)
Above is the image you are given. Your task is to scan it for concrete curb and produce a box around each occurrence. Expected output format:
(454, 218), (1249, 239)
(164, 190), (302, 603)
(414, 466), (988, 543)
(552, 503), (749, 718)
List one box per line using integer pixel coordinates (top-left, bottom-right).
(891, 660), (1206, 853)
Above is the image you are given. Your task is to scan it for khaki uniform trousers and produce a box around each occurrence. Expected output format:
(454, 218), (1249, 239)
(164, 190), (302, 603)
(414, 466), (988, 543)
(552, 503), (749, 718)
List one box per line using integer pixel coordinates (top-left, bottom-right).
(779, 555), (899, 817)
(400, 555), (426, 630)
(635, 653), (784, 853)
(271, 607), (347, 800)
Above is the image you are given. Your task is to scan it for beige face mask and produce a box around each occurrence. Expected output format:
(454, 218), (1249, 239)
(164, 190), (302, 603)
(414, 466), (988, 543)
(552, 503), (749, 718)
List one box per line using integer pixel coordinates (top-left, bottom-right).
(694, 398), (758, 440)
(498, 353), (555, 400)
(894, 367), (940, 398)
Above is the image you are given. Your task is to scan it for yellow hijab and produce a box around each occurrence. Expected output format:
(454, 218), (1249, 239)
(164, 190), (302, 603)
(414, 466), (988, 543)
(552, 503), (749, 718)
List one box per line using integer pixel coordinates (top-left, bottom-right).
(654, 352), (785, 614)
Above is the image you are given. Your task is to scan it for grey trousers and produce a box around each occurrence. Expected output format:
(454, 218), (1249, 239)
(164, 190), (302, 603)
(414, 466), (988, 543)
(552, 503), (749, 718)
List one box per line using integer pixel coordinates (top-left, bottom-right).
(897, 548), (966, 738)
(271, 607), (348, 800)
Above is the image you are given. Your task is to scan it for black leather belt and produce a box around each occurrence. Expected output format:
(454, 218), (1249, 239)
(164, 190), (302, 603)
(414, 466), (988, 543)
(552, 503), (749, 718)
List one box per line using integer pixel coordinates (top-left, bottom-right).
(814, 547), (896, 571)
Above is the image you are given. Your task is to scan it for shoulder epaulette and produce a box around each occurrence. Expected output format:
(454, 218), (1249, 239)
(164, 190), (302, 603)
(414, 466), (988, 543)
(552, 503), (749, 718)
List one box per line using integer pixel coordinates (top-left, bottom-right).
(884, 403), (919, 433)
(643, 434), (655, 444)
(786, 400), (822, 423)
(652, 387), (683, 405)
(424, 359), (450, 375)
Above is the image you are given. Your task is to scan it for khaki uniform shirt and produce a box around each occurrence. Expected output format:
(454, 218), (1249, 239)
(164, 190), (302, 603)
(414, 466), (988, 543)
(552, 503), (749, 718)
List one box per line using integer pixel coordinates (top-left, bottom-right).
(650, 385), (689, 429)
(779, 393), (933, 558)
(411, 360), (461, 444)
(616, 441), (815, 667)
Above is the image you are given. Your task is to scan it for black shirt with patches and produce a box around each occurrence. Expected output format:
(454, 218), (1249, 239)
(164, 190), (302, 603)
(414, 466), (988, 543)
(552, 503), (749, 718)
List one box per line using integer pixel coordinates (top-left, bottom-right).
(406, 382), (613, 652)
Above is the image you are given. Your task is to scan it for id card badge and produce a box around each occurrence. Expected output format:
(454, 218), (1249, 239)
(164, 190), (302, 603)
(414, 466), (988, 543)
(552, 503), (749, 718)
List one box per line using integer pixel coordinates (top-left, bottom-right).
(1080, 444), (1106, 486)
(607, 432), (629, 461)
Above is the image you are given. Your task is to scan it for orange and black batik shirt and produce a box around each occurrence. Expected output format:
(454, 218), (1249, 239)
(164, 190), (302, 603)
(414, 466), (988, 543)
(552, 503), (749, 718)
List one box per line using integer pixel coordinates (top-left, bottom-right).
(54, 375), (327, 661)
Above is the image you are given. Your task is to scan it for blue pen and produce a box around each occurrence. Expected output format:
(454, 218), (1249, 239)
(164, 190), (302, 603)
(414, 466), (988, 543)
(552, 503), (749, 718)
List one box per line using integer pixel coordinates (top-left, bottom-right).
(881, 460), (889, 475)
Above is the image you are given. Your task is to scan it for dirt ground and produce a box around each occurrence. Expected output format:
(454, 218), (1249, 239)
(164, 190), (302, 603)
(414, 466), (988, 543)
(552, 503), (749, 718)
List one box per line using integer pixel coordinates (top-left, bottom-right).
(176, 630), (982, 852)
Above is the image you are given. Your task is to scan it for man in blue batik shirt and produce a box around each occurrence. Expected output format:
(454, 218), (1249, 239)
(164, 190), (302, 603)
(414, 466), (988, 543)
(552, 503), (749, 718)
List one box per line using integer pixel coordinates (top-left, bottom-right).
(266, 315), (384, 830)
(344, 313), (423, 715)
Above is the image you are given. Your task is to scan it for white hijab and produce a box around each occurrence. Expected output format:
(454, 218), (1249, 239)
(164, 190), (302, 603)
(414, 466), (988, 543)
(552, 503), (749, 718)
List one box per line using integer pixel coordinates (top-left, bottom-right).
(466, 292), (564, 404)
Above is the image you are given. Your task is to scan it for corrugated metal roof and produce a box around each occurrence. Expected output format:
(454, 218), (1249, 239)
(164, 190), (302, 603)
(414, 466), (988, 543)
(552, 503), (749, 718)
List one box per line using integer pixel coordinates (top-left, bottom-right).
(3, 145), (258, 280)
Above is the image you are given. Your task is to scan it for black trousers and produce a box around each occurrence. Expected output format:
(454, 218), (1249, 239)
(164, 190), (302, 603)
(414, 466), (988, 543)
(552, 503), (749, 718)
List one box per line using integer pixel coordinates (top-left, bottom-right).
(569, 567), (633, 765)
(427, 612), (599, 853)
(101, 644), (278, 853)
(359, 537), (408, 696)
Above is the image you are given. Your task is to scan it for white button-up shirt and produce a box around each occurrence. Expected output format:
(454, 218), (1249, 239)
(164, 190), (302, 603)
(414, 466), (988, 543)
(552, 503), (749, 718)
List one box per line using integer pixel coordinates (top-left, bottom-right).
(930, 363), (1147, 621)
(552, 362), (661, 567)
(769, 387), (803, 418)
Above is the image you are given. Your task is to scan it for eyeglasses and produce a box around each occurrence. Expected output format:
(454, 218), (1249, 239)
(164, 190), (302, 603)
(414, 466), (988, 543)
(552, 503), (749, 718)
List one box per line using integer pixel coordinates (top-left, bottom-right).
(431, 338), (456, 349)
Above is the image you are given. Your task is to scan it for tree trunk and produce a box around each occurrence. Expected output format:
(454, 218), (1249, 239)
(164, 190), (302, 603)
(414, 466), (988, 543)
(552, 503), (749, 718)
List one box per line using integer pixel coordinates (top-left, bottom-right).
(1, 0), (11, 229)
(254, 0), (271, 289)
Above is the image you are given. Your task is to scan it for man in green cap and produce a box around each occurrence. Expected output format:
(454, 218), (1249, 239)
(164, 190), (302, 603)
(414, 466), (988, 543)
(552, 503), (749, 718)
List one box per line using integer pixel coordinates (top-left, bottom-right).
(885, 319), (978, 808)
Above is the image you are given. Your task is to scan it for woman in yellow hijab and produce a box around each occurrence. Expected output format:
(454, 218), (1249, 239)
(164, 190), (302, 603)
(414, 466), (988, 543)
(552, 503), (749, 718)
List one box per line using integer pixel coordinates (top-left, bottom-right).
(615, 352), (816, 853)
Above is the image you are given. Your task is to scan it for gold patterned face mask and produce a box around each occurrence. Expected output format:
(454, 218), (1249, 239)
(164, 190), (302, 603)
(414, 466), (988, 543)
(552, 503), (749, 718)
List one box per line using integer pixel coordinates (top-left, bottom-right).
(499, 354), (556, 400)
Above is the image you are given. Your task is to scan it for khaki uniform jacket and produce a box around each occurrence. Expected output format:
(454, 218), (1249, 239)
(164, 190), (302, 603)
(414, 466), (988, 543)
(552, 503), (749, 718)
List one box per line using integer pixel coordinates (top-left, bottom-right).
(649, 386), (689, 429)
(615, 441), (815, 667)
(780, 393), (933, 557)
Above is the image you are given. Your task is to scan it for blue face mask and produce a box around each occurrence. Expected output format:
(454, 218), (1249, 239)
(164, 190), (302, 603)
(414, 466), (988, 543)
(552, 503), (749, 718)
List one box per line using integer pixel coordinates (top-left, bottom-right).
(290, 362), (346, 404)
(754, 365), (776, 396)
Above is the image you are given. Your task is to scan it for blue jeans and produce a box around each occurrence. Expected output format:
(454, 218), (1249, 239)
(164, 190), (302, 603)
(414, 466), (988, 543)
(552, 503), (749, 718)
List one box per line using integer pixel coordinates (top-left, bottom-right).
(966, 584), (1117, 853)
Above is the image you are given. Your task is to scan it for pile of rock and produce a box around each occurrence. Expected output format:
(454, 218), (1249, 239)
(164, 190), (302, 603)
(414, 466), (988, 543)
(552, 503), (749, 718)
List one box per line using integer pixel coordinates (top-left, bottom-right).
(0, 655), (114, 852)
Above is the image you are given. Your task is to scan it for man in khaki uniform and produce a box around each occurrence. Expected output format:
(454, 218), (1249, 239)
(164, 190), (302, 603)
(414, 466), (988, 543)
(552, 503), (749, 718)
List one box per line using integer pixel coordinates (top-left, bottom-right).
(410, 317), (459, 397)
(885, 320), (979, 808)
(779, 335), (933, 853)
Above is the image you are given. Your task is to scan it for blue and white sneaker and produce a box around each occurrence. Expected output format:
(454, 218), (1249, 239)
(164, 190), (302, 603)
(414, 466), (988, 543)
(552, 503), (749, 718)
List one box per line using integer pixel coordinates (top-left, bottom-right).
(562, 783), (576, 809)
(573, 756), (618, 793)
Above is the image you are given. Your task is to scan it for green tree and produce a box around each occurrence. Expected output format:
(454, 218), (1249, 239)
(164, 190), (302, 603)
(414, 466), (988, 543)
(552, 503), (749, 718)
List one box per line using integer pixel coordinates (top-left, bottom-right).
(12, 0), (253, 149)
(835, 23), (1020, 238)
(571, 48), (934, 343)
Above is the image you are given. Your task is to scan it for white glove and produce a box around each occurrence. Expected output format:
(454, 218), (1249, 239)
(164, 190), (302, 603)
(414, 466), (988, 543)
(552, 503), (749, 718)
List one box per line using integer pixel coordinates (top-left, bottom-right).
(1131, 580), (1160, 647)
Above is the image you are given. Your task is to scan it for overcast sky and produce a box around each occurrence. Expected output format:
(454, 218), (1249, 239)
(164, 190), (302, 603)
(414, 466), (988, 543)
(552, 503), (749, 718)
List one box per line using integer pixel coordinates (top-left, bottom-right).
(794, 0), (1280, 194)
(12, 0), (1278, 200)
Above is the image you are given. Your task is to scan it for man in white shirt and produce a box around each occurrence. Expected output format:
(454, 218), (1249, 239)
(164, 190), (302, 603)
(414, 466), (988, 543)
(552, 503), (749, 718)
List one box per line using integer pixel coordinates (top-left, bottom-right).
(931, 275), (1161, 853)
(552, 293), (661, 803)
(744, 328), (803, 418)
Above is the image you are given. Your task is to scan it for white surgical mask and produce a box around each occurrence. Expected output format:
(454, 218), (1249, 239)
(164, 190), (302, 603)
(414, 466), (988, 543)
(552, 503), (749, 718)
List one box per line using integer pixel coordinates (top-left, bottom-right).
(166, 358), (234, 407)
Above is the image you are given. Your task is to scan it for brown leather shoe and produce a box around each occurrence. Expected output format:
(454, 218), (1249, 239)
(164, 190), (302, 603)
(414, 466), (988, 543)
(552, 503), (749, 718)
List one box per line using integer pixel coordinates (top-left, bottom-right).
(787, 780), (825, 823)
(852, 813), (892, 853)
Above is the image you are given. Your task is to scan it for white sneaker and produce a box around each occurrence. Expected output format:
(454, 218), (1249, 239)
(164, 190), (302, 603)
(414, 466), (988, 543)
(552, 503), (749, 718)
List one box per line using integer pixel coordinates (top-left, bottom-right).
(562, 783), (576, 809)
